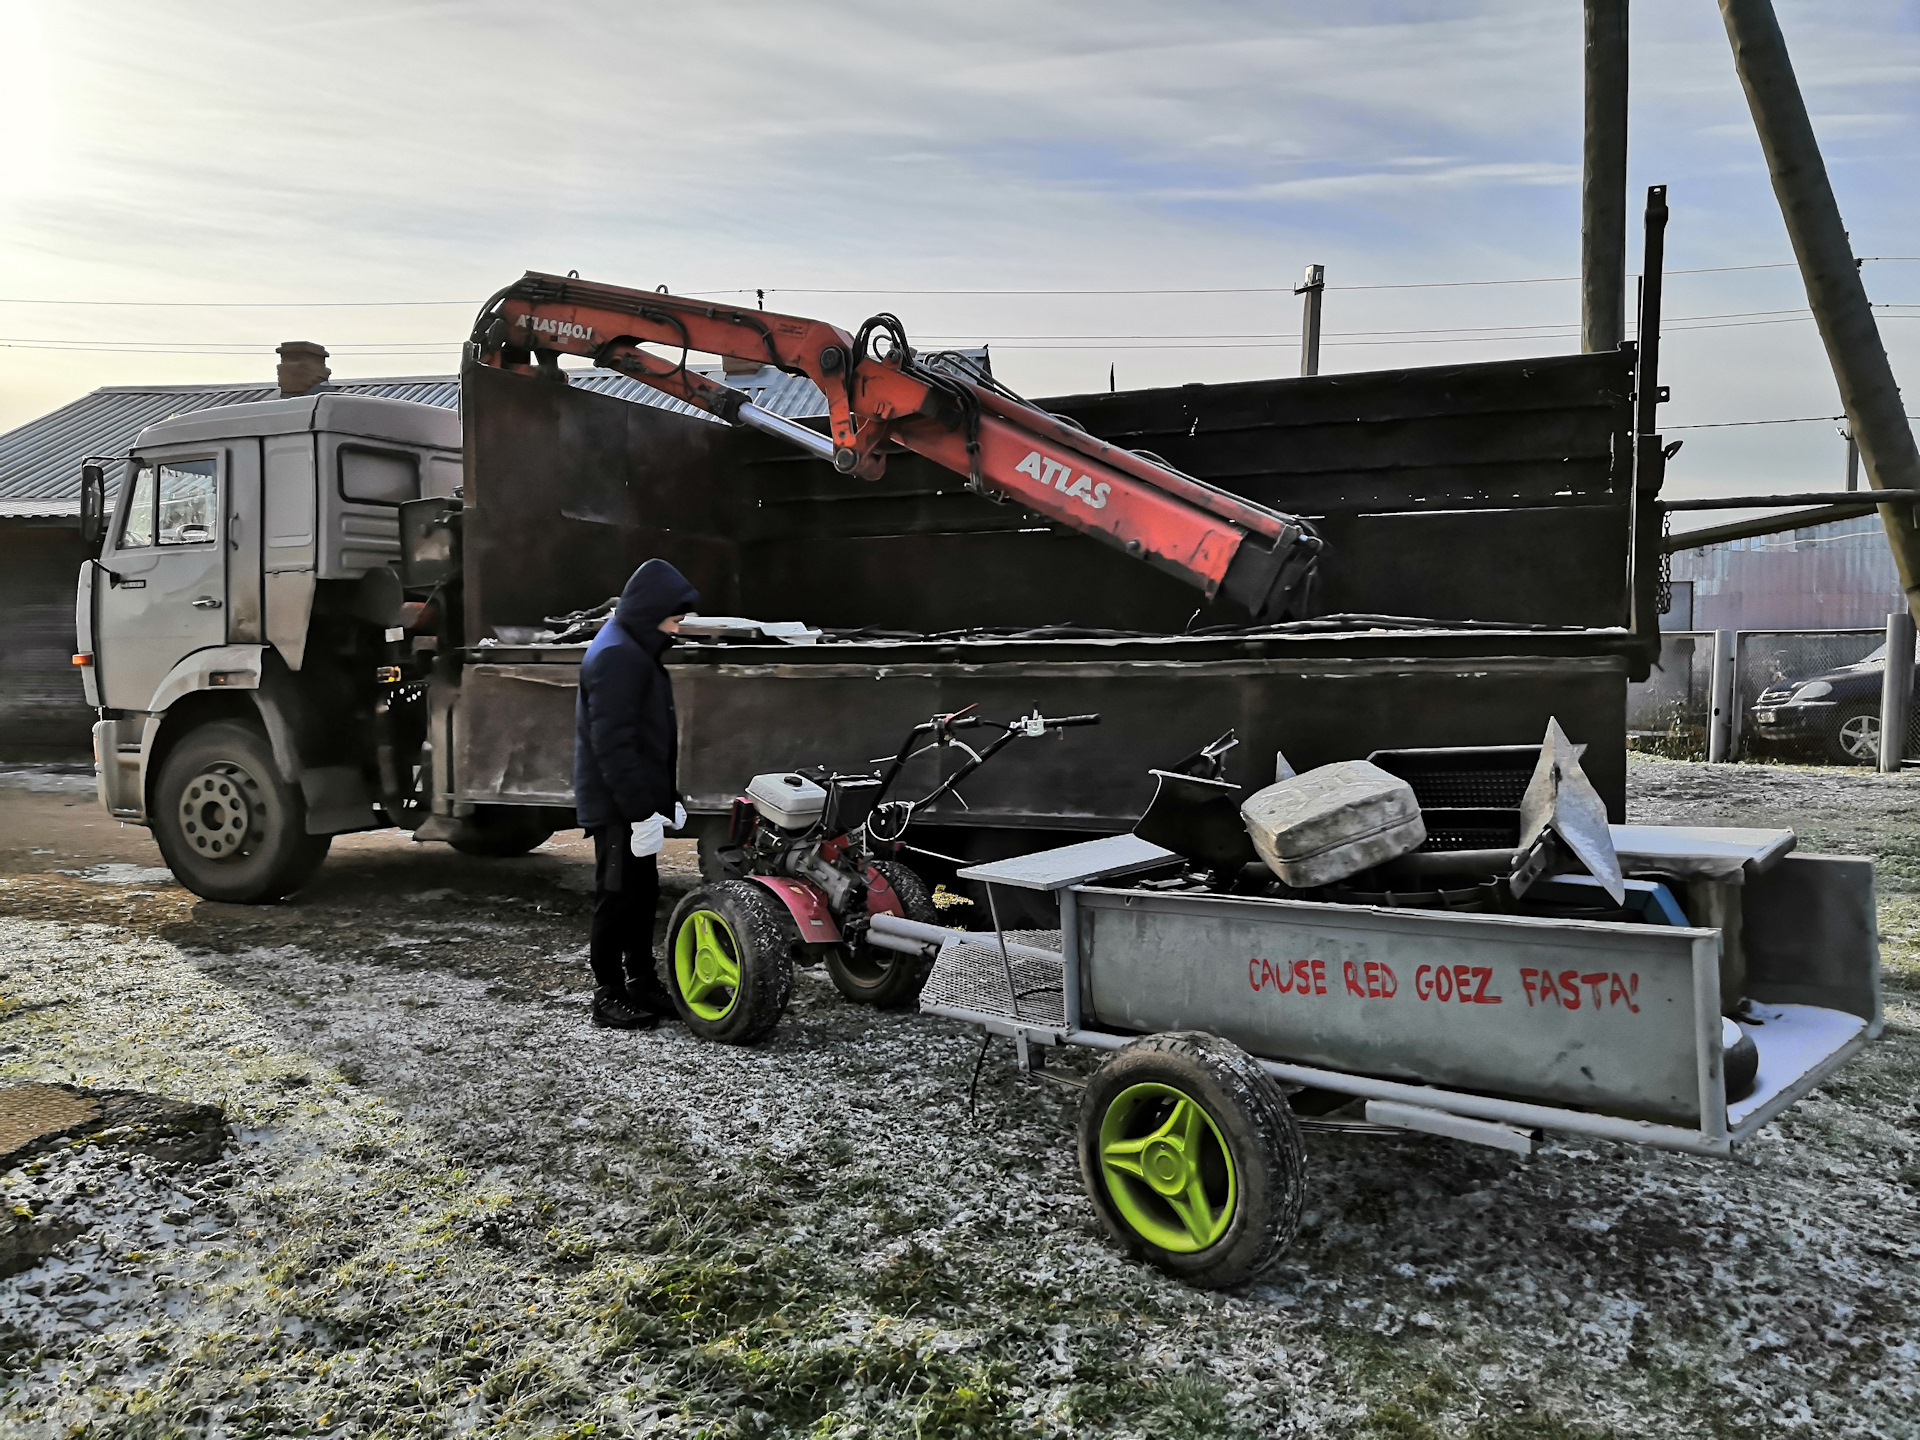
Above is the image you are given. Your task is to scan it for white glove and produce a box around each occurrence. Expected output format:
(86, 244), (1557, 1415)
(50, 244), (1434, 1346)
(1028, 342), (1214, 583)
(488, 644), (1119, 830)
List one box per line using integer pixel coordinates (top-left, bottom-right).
(628, 814), (666, 857)
(672, 801), (687, 832)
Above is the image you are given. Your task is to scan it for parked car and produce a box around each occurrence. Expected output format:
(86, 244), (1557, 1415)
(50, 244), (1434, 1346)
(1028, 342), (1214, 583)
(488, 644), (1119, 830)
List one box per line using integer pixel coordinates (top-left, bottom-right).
(1747, 637), (1920, 764)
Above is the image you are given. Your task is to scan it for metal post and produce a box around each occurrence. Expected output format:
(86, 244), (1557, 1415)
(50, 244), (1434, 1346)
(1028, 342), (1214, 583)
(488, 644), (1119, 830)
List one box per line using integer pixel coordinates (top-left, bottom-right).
(1879, 610), (1914, 772)
(984, 883), (1022, 1021)
(1582, 0), (1629, 352)
(1720, 0), (1920, 623)
(1708, 628), (1737, 762)
(1295, 264), (1324, 377)
(1627, 187), (1669, 639)
(1841, 427), (1859, 491)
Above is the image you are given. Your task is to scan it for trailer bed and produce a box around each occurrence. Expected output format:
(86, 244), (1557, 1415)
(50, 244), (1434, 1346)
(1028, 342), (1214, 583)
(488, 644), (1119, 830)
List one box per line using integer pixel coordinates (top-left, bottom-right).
(899, 829), (1880, 1159)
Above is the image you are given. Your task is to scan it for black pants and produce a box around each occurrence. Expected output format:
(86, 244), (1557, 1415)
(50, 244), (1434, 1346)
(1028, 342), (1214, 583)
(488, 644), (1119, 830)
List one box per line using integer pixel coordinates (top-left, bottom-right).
(590, 823), (662, 995)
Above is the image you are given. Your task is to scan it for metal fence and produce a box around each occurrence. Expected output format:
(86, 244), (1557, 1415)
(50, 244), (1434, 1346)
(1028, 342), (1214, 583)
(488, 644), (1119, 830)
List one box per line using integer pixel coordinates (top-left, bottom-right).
(1628, 628), (1886, 761)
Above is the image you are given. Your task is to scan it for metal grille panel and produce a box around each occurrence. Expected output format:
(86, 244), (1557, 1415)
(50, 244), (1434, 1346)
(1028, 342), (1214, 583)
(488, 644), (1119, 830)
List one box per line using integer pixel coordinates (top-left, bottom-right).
(920, 932), (1066, 1027)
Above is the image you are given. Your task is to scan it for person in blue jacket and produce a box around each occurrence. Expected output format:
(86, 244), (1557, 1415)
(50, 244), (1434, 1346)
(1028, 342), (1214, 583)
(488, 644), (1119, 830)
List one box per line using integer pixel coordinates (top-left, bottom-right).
(574, 558), (700, 1028)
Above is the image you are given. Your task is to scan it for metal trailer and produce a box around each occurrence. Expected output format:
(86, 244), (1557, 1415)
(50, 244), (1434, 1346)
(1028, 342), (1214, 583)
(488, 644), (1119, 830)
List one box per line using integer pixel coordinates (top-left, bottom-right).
(867, 826), (1881, 1288)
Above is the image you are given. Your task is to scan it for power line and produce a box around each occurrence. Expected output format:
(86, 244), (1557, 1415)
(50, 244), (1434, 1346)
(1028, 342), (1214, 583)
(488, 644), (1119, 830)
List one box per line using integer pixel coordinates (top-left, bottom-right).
(5, 302), (1900, 356)
(4, 255), (1915, 310)
(686, 257), (1920, 298)
(1665, 414), (1920, 430)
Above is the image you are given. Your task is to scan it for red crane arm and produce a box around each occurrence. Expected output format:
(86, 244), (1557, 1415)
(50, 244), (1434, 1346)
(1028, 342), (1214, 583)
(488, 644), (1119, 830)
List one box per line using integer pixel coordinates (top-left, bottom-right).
(470, 272), (1319, 618)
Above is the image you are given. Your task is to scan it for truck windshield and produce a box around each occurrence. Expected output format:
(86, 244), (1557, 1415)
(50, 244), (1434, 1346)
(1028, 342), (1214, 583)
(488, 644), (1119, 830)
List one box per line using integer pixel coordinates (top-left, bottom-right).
(119, 463), (154, 548)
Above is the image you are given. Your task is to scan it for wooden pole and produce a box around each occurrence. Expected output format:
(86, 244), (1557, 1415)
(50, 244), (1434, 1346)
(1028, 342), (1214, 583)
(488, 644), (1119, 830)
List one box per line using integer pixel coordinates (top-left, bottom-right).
(1720, 0), (1920, 623)
(1582, 0), (1629, 352)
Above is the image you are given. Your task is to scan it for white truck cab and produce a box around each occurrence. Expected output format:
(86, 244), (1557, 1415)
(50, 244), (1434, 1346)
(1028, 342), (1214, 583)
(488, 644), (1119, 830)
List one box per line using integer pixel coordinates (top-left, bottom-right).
(78, 392), (466, 900)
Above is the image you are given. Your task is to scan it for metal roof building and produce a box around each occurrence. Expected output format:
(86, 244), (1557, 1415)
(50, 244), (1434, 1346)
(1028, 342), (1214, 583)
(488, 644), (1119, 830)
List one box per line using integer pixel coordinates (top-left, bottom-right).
(1665, 512), (1905, 631)
(0, 362), (833, 518)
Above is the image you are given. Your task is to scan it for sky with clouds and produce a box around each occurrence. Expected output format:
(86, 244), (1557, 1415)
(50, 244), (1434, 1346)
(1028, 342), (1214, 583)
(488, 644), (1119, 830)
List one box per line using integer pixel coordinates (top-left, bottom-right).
(1, 0), (1916, 507)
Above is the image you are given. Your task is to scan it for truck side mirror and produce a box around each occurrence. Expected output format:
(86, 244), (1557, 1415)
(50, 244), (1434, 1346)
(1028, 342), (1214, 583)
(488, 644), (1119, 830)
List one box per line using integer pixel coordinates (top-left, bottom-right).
(79, 465), (106, 548)
(399, 495), (462, 590)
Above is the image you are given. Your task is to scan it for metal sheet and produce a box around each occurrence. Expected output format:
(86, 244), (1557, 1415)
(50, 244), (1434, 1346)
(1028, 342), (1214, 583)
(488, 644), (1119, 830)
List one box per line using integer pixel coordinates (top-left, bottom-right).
(1078, 885), (1718, 1123)
(1610, 824), (1796, 880)
(957, 834), (1177, 890)
(1742, 853), (1881, 1027)
(462, 347), (1645, 640)
(670, 647), (1630, 827)
(455, 662), (579, 806)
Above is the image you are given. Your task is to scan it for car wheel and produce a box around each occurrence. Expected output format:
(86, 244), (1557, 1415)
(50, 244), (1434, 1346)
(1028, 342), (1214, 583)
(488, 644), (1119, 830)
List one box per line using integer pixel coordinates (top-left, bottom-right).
(1826, 705), (1881, 766)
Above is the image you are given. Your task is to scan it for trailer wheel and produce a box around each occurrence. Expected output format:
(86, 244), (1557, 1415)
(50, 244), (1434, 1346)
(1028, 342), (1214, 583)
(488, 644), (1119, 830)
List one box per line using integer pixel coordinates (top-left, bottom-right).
(152, 720), (331, 903)
(1078, 1032), (1304, 1289)
(665, 882), (796, 1044)
(826, 861), (938, 1007)
(446, 807), (555, 858)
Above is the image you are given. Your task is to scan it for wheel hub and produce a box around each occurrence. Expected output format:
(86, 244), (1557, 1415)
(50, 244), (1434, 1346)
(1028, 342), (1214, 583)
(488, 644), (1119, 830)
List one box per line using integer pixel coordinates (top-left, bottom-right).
(178, 764), (262, 862)
(675, 909), (741, 1021)
(1143, 1138), (1189, 1195)
(1097, 1081), (1238, 1253)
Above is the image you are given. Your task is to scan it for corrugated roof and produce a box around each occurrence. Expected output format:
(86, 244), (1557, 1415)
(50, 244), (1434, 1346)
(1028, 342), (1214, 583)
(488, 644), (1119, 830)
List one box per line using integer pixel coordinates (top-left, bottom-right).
(1669, 512), (1905, 630)
(0, 359), (847, 516)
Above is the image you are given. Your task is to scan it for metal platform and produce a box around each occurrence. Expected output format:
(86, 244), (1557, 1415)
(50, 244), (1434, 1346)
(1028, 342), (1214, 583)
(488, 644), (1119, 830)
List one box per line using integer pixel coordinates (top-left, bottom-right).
(919, 930), (1067, 1028)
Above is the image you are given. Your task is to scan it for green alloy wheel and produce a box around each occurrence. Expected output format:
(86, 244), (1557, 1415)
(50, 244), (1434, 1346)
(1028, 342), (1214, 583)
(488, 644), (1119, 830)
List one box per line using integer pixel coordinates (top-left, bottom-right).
(665, 881), (797, 1044)
(1098, 1082), (1238, 1252)
(1078, 1032), (1305, 1288)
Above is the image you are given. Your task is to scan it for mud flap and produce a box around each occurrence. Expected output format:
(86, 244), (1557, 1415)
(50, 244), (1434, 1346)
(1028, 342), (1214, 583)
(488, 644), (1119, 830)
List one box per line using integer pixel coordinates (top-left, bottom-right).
(300, 765), (380, 835)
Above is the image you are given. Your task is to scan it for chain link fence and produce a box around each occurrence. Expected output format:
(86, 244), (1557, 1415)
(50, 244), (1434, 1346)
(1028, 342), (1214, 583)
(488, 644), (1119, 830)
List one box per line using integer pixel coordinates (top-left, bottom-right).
(1629, 629), (1892, 763)
(1628, 631), (1713, 758)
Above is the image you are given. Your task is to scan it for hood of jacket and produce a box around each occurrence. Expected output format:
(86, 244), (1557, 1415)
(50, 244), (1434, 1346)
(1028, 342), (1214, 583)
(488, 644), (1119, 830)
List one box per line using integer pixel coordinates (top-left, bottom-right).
(612, 559), (699, 656)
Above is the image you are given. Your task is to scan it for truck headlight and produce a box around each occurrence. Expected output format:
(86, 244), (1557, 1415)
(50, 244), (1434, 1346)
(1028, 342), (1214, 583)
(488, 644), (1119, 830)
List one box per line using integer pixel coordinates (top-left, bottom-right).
(1793, 680), (1832, 700)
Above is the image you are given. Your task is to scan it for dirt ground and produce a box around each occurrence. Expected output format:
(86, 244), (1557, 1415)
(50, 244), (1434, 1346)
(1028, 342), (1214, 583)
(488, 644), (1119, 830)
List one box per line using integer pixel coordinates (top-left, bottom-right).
(1, 756), (1917, 1439)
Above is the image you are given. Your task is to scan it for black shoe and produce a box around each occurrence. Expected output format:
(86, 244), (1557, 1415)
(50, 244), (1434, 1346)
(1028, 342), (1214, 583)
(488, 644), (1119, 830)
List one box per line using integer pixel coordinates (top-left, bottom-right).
(626, 962), (677, 1016)
(591, 987), (658, 1030)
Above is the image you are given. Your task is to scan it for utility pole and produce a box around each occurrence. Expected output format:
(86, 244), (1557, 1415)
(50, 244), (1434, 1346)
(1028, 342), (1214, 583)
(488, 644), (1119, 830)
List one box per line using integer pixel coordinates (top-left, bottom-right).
(1295, 264), (1324, 377)
(1840, 425), (1860, 491)
(1720, 0), (1920, 622)
(1582, 0), (1629, 352)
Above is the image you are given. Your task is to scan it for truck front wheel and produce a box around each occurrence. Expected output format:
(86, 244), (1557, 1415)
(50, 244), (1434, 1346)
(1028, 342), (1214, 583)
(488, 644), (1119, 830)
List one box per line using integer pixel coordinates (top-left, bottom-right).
(152, 721), (331, 903)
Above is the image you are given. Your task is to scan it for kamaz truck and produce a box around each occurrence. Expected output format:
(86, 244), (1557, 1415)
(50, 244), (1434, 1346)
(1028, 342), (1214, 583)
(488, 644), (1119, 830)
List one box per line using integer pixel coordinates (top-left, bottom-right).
(73, 272), (1669, 904)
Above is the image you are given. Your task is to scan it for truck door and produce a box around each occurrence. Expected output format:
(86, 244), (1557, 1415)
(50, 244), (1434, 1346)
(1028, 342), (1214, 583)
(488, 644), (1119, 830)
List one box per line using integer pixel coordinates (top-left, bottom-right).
(93, 452), (228, 711)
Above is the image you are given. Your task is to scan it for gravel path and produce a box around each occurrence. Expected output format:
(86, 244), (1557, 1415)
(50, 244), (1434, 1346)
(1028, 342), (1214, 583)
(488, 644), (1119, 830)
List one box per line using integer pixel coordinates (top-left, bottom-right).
(1, 758), (1916, 1437)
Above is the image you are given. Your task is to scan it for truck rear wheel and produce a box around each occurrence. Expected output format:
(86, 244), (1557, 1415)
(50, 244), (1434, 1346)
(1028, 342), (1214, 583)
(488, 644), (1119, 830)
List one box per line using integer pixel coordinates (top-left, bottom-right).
(826, 861), (938, 1007)
(665, 882), (796, 1044)
(152, 721), (331, 903)
(1078, 1031), (1304, 1289)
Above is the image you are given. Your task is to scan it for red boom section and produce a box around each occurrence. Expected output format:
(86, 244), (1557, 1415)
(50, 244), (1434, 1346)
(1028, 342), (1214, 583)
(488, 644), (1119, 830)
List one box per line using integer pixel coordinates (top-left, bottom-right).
(470, 272), (1318, 616)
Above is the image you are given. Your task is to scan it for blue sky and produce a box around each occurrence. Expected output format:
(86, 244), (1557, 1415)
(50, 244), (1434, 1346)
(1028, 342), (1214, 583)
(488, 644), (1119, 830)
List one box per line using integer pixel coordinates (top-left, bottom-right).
(0, 0), (1915, 508)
